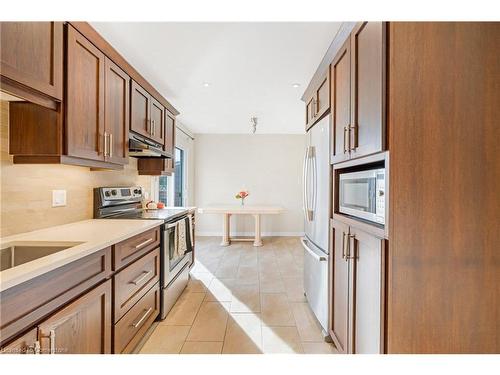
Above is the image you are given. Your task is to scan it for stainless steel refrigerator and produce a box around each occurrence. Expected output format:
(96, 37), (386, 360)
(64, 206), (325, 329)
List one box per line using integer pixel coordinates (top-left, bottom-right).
(301, 115), (330, 336)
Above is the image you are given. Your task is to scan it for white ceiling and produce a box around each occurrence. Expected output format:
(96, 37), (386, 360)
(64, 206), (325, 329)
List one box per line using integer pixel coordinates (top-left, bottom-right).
(91, 22), (341, 134)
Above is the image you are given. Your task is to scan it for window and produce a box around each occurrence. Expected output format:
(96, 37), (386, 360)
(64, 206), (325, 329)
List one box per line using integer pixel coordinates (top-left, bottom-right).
(158, 147), (185, 206)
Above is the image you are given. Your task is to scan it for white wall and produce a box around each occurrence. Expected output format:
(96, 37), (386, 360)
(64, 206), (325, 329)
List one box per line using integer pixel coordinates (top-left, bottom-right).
(194, 134), (306, 236)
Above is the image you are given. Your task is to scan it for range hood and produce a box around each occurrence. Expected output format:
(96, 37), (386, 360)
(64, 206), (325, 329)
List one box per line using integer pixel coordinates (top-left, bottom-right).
(129, 135), (169, 158)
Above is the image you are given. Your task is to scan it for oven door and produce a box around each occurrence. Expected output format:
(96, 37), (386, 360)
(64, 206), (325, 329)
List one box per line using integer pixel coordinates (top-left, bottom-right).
(339, 169), (384, 224)
(162, 215), (193, 288)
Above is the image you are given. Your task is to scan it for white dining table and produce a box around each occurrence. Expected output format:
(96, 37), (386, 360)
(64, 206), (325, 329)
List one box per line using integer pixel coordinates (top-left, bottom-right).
(197, 205), (285, 247)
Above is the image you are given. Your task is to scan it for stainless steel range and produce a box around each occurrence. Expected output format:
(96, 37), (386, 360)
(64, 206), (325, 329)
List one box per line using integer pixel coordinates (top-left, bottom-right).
(93, 186), (194, 319)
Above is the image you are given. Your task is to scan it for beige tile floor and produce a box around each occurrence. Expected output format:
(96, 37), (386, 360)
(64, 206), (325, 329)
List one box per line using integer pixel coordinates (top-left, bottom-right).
(139, 236), (336, 354)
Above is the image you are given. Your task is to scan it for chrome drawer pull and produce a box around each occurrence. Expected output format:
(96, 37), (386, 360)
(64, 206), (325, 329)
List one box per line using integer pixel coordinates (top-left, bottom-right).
(131, 270), (152, 286)
(135, 238), (154, 249)
(40, 329), (55, 354)
(131, 307), (153, 329)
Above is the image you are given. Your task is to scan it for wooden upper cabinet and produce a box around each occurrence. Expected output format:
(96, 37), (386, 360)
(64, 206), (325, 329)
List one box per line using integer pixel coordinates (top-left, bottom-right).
(0, 22), (63, 106)
(349, 22), (385, 160)
(330, 219), (350, 353)
(330, 37), (351, 164)
(305, 73), (330, 130)
(37, 280), (112, 354)
(130, 80), (151, 139)
(349, 226), (385, 354)
(66, 25), (105, 161)
(164, 111), (175, 157)
(150, 96), (166, 145)
(104, 57), (129, 165)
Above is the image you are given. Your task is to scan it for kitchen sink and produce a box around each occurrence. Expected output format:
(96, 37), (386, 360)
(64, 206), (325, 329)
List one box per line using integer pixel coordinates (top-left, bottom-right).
(0, 241), (84, 272)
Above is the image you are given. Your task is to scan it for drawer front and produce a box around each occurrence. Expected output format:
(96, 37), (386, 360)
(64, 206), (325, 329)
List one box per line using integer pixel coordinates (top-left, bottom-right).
(114, 282), (160, 354)
(114, 247), (160, 323)
(0, 247), (111, 346)
(113, 227), (160, 271)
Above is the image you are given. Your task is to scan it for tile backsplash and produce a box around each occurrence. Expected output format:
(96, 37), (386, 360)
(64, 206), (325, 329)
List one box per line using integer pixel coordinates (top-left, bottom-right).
(0, 100), (153, 237)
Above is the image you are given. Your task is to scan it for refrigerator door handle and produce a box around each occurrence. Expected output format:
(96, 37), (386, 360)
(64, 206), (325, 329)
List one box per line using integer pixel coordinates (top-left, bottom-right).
(310, 146), (317, 218)
(302, 146), (310, 222)
(301, 237), (327, 262)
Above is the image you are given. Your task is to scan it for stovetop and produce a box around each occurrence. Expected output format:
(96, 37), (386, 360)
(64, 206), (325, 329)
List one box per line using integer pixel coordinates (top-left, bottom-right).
(114, 207), (191, 222)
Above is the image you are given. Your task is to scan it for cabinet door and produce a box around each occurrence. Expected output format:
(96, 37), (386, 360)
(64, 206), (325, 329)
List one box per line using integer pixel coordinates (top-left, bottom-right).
(130, 80), (151, 139)
(330, 220), (351, 353)
(66, 25), (105, 161)
(350, 22), (385, 159)
(149, 97), (165, 145)
(349, 227), (385, 354)
(315, 74), (330, 119)
(305, 98), (315, 129)
(0, 22), (63, 102)
(0, 328), (39, 354)
(164, 111), (175, 157)
(37, 280), (111, 354)
(104, 57), (129, 165)
(330, 38), (351, 164)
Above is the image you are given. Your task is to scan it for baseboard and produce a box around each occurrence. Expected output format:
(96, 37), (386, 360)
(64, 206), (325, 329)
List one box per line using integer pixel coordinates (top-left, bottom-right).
(195, 231), (304, 237)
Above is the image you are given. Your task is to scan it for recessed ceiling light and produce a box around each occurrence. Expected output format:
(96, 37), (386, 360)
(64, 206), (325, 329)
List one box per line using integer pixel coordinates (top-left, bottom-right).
(203, 82), (210, 87)
(292, 83), (301, 88)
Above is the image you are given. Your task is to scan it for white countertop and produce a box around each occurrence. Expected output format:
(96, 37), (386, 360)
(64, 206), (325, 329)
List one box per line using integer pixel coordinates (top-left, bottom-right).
(198, 205), (285, 214)
(0, 219), (164, 292)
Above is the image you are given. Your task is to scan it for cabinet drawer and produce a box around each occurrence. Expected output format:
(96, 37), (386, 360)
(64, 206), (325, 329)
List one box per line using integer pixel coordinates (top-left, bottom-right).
(0, 247), (111, 346)
(113, 227), (160, 271)
(114, 247), (160, 323)
(114, 282), (160, 354)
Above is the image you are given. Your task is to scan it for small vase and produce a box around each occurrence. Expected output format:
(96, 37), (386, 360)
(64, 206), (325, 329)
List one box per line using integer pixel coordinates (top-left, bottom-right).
(241, 198), (245, 206)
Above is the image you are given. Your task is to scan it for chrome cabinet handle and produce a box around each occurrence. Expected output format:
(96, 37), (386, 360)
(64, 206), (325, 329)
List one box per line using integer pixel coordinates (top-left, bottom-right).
(109, 133), (113, 157)
(131, 307), (153, 329)
(349, 124), (357, 151)
(151, 119), (156, 136)
(343, 231), (350, 262)
(348, 234), (356, 259)
(135, 238), (154, 249)
(40, 330), (55, 354)
(343, 126), (349, 153)
(341, 232), (346, 260)
(27, 340), (41, 354)
(130, 270), (152, 286)
(103, 132), (108, 156)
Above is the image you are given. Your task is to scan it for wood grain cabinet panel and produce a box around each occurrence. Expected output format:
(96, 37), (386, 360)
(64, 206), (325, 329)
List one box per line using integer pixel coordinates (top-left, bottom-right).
(114, 283), (160, 354)
(0, 22), (63, 105)
(113, 228), (160, 271)
(130, 80), (151, 139)
(164, 110), (176, 157)
(330, 38), (351, 164)
(104, 57), (130, 165)
(0, 247), (111, 346)
(330, 220), (350, 353)
(114, 248), (160, 323)
(0, 328), (39, 354)
(349, 22), (385, 160)
(330, 219), (385, 354)
(305, 73), (330, 130)
(66, 24), (105, 161)
(37, 280), (112, 354)
(388, 22), (500, 354)
(150, 97), (166, 145)
(349, 226), (385, 354)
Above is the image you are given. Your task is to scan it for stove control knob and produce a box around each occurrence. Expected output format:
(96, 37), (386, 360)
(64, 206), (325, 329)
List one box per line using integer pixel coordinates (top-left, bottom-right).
(104, 191), (111, 197)
(111, 189), (117, 196)
(134, 188), (142, 195)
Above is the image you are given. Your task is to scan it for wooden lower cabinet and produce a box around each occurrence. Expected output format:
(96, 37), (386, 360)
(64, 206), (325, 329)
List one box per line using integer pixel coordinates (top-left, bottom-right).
(114, 283), (160, 354)
(330, 219), (385, 354)
(0, 328), (39, 354)
(37, 280), (112, 354)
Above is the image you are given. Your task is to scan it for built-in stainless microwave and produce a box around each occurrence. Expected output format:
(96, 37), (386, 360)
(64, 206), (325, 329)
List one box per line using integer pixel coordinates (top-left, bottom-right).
(339, 168), (385, 225)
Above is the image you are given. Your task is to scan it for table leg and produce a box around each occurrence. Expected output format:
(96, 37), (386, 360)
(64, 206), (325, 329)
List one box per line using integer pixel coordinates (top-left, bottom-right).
(221, 213), (231, 246)
(253, 214), (263, 247)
